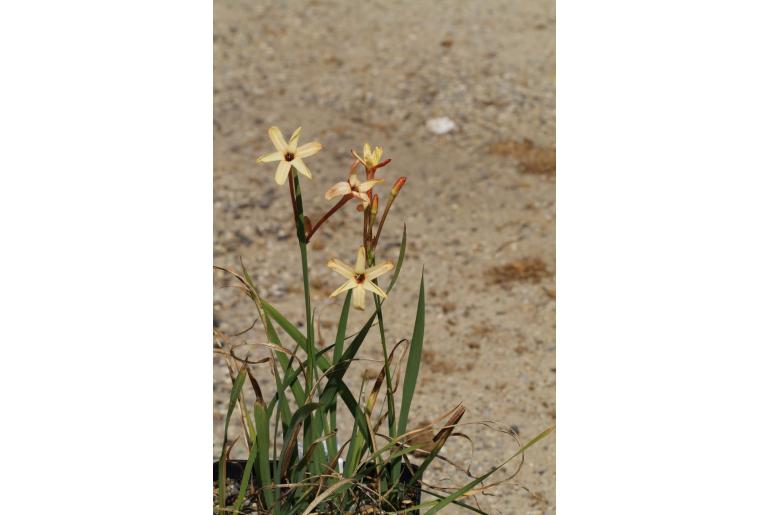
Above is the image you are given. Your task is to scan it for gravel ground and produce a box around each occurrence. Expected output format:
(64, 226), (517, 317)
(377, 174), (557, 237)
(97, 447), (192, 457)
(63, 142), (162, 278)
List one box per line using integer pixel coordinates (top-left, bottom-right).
(214, 1), (555, 513)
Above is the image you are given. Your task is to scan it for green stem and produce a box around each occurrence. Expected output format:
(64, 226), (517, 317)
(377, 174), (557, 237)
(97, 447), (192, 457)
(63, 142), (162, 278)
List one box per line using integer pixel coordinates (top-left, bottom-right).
(288, 169), (321, 475)
(288, 170), (313, 392)
(373, 291), (396, 439)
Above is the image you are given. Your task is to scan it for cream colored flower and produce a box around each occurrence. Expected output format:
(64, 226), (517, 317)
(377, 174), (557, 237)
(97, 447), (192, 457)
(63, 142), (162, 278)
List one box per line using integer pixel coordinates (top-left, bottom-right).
(353, 143), (384, 170)
(256, 126), (322, 185)
(324, 170), (383, 208)
(328, 246), (393, 310)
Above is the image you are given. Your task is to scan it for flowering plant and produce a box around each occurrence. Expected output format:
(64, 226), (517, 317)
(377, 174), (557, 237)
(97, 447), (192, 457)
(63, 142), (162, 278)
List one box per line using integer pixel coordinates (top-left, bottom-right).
(214, 126), (552, 514)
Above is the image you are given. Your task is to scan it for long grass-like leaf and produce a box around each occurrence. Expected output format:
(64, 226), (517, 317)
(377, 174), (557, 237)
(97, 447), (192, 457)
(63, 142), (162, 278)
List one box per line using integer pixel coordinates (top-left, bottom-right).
(255, 404), (275, 509)
(392, 273), (425, 484)
(299, 479), (353, 515)
(278, 402), (321, 480)
(264, 314), (306, 408)
(217, 365), (247, 513)
(422, 426), (555, 514)
(398, 272), (424, 436)
(333, 290), (352, 364)
(386, 224), (407, 294)
(262, 300), (331, 371)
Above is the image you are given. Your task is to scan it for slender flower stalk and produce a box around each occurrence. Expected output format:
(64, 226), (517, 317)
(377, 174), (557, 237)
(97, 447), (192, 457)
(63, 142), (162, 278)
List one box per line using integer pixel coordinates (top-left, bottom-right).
(305, 196), (350, 241)
(373, 177), (407, 251)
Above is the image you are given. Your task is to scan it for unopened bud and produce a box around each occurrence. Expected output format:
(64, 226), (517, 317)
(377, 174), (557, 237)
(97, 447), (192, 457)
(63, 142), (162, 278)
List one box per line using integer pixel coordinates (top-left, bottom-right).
(391, 177), (407, 197)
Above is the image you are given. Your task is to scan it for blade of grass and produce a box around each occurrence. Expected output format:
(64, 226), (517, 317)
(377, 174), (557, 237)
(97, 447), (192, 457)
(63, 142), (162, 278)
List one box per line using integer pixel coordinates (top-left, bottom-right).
(264, 314), (307, 407)
(262, 300), (331, 372)
(393, 272), (425, 484)
(278, 402), (320, 481)
(386, 224), (407, 294)
(422, 427), (554, 515)
(217, 365), (247, 514)
(343, 379), (367, 476)
(299, 479), (353, 515)
(373, 293), (397, 442)
(233, 401), (272, 512)
(254, 403), (275, 509)
(333, 290), (353, 364)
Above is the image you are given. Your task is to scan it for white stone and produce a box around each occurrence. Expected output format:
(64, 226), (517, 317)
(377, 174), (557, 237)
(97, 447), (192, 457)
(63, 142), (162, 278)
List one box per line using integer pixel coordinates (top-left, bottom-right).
(426, 116), (456, 134)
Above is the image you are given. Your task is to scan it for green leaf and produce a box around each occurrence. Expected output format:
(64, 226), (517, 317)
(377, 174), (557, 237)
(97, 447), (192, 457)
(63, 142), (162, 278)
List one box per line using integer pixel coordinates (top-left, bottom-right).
(278, 402), (320, 481)
(392, 273), (425, 485)
(422, 427), (554, 515)
(262, 300), (331, 371)
(333, 290), (352, 364)
(233, 401), (277, 512)
(420, 488), (489, 514)
(253, 403), (275, 508)
(319, 312), (376, 407)
(218, 365), (247, 513)
(386, 224), (407, 294)
(264, 314), (306, 407)
(398, 272), (425, 436)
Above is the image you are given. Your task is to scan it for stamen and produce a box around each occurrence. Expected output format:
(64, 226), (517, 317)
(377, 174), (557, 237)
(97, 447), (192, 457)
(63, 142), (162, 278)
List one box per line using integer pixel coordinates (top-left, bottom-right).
(354, 273), (366, 283)
(284, 152), (295, 161)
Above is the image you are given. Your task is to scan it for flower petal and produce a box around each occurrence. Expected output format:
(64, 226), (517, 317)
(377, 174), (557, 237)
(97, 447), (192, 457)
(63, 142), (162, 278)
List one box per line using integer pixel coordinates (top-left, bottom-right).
(352, 149), (366, 166)
(268, 126), (287, 152)
(330, 278), (357, 297)
(354, 246), (366, 275)
(361, 279), (388, 299)
(348, 172), (360, 188)
(352, 286), (366, 310)
(372, 146), (383, 164)
(363, 143), (372, 160)
(325, 181), (352, 200)
(287, 127), (302, 152)
(257, 150), (283, 163)
(357, 179), (384, 193)
(292, 158), (312, 179)
(296, 141), (322, 158)
(275, 160), (291, 185)
(327, 258), (355, 279)
(352, 191), (370, 207)
(365, 261), (393, 280)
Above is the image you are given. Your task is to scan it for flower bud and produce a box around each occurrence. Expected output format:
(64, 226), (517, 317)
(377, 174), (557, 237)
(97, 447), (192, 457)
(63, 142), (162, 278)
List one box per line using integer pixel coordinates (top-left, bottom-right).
(391, 176), (407, 197)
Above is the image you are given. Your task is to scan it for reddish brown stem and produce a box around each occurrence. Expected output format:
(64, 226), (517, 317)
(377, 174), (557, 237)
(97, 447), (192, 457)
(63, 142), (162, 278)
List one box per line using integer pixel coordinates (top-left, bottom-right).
(372, 195), (395, 251)
(306, 196), (350, 241)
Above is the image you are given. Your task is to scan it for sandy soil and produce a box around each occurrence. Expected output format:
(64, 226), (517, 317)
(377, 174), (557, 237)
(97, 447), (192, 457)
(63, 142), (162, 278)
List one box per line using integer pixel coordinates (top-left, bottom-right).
(214, 1), (555, 513)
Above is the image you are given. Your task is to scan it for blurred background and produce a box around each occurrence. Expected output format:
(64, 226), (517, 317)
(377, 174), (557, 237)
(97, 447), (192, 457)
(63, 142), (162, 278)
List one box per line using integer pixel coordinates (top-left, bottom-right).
(214, 0), (554, 512)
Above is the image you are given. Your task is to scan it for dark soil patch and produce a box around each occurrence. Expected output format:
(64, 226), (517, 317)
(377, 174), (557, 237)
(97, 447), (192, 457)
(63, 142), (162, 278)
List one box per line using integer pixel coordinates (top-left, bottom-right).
(488, 258), (553, 285)
(488, 138), (555, 177)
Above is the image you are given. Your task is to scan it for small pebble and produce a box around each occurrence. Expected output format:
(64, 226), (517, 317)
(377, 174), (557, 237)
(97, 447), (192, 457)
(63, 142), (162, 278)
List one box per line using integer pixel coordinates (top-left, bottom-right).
(426, 116), (456, 134)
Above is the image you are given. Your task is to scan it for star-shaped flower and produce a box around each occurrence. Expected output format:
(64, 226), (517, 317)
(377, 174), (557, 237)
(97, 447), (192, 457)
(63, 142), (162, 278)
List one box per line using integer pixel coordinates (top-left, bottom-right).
(328, 246), (393, 310)
(353, 143), (384, 170)
(324, 170), (383, 208)
(256, 126), (322, 185)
